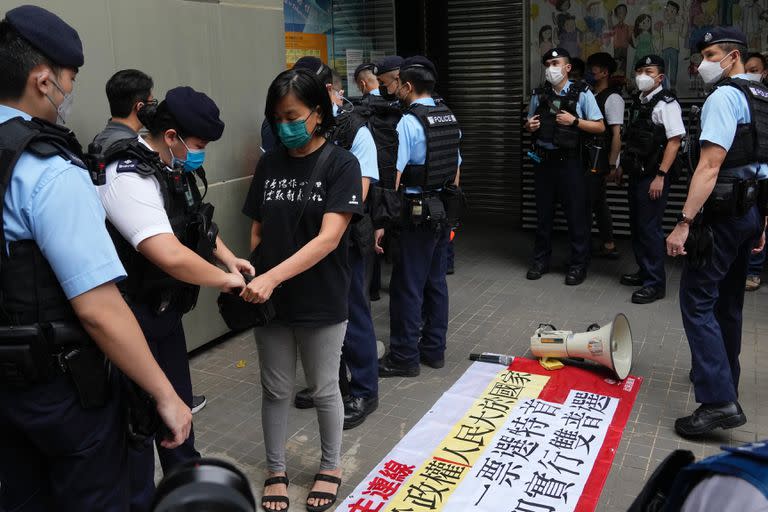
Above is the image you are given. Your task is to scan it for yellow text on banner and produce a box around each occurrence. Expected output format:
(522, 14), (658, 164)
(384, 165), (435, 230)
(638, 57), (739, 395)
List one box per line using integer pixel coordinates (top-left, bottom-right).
(383, 370), (549, 512)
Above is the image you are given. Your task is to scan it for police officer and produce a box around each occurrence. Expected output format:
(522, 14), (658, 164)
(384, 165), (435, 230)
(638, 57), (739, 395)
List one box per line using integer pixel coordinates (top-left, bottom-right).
(353, 62), (380, 98)
(667, 27), (767, 436)
(375, 55), (404, 104)
(585, 52), (623, 260)
(0, 5), (191, 510)
(290, 56), (381, 429)
(370, 56), (406, 298)
(621, 55), (685, 304)
(525, 48), (605, 285)
(378, 56), (461, 377)
(93, 69), (155, 152)
(97, 86), (249, 509)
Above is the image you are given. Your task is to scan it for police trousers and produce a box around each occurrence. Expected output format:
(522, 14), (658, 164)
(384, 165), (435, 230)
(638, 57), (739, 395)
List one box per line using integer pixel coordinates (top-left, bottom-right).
(681, 205), (763, 404)
(629, 173), (672, 289)
(389, 223), (449, 367)
(0, 371), (129, 511)
(341, 247), (379, 399)
(129, 304), (200, 512)
(533, 156), (590, 269)
(586, 172), (615, 245)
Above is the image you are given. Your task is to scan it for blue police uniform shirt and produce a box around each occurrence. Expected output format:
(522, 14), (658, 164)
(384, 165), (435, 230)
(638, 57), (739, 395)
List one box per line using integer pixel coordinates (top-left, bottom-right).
(396, 97), (463, 194)
(700, 73), (768, 179)
(0, 105), (126, 299)
(527, 81), (604, 150)
(370, 88), (381, 96)
(333, 104), (379, 182)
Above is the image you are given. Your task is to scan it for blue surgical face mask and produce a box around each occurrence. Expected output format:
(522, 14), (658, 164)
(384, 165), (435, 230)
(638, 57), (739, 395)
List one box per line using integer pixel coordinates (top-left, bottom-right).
(170, 136), (206, 172)
(277, 110), (315, 149)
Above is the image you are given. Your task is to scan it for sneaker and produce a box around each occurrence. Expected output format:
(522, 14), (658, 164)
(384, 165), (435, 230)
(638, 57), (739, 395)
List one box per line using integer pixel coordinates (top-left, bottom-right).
(191, 395), (207, 414)
(746, 275), (761, 292)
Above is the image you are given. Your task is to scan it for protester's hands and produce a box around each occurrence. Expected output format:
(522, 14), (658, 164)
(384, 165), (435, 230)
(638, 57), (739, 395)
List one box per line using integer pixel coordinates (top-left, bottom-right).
(240, 273), (279, 304)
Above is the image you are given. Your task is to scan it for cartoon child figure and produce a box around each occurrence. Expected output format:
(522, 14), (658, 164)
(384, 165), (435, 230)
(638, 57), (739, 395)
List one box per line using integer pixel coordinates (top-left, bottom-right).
(553, 0), (572, 38)
(584, 1), (606, 55)
(632, 14), (655, 62)
(610, 4), (633, 76)
(559, 14), (582, 57)
(661, 1), (684, 89)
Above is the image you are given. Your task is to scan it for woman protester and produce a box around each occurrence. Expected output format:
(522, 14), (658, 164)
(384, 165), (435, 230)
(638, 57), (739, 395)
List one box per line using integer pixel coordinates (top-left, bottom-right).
(240, 68), (363, 512)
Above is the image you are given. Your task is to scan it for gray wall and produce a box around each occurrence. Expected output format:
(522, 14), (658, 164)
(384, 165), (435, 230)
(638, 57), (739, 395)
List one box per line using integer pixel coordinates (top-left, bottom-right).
(0, 0), (286, 350)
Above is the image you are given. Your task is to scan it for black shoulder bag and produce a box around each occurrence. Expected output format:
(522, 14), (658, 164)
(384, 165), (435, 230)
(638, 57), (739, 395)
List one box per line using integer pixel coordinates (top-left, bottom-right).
(218, 143), (334, 331)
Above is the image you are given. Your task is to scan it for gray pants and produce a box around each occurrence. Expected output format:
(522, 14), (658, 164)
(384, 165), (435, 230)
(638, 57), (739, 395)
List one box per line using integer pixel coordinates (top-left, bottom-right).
(255, 321), (347, 472)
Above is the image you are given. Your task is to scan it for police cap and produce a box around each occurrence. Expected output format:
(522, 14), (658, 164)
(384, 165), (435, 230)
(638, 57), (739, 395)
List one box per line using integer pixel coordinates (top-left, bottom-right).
(293, 56), (326, 75)
(542, 47), (571, 65)
(165, 86), (225, 142)
(401, 56), (438, 81)
(354, 62), (376, 80)
(696, 26), (748, 52)
(375, 55), (404, 75)
(5, 5), (83, 68)
(635, 54), (665, 71)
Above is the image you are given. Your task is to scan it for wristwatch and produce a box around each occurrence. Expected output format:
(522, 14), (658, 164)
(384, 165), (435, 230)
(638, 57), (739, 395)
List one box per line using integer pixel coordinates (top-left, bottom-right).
(677, 211), (695, 226)
(656, 169), (667, 178)
(571, 118), (580, 127)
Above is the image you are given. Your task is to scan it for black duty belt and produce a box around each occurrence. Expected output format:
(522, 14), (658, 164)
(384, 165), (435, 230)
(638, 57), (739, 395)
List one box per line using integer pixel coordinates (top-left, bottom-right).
(538, 147), (580, 162)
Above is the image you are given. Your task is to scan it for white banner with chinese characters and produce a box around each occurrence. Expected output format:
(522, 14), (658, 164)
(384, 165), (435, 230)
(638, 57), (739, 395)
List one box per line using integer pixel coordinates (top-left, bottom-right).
(337, 358), (642, 512)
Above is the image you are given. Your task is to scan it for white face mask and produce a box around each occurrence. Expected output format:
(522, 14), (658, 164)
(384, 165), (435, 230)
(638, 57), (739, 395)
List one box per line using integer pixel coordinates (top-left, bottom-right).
(635, 74), (657, 92)
(545, 66), (565, 85)
(697, 52), (735, 85)
(745, 72), (764, 82)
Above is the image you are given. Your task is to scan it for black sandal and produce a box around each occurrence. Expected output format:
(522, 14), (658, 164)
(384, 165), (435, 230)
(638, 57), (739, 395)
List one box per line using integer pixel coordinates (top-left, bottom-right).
(306, 473), (341, 512)
(261, 475), (289, 512)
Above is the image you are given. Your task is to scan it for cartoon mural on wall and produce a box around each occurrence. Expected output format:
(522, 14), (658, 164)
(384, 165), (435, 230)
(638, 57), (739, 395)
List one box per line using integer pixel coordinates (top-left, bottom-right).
(530, 0), (768, 97)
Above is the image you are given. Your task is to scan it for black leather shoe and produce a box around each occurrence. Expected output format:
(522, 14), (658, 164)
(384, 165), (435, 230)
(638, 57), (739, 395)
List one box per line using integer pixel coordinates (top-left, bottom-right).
(446, 266), (455, 275)
(294, 388), (314, 409)
(565, 267), (586, 286)
(620, 272), (644, 287)
(420, 356), (445, 369)
(343, 396), (379, 430)
(370, 291), (381, 302)
(631, 286), (666, 304)
(675, 402), (746, 437)
(378, 356), (420, 378)
(526, 262), (549, 280)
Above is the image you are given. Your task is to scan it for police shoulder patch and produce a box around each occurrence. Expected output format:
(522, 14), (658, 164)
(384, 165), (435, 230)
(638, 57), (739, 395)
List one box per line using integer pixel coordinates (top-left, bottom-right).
(659, 91), (677, 103)
(747, 84), (768, 102)
(115, 158), (139, 174)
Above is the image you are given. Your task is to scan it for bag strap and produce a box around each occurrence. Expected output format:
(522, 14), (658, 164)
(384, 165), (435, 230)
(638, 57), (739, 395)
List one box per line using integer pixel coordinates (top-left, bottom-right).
(290, 142), (334, 239)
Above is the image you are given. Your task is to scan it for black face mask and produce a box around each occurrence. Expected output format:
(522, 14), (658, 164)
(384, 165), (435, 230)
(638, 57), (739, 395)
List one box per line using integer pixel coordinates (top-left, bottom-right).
(379, 84), (397, 101)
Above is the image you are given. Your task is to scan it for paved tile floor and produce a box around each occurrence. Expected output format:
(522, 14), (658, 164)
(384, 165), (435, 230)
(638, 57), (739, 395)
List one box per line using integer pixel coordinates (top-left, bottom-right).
(188, 224), (768, 511)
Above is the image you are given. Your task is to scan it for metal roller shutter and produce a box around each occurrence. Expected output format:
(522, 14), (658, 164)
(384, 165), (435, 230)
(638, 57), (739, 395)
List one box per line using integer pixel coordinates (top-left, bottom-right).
(439, 0), (526, 221)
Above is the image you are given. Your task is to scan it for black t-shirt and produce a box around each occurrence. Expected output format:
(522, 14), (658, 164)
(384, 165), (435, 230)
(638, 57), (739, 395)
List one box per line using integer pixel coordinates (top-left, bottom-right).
(242, 142), (363, 327)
